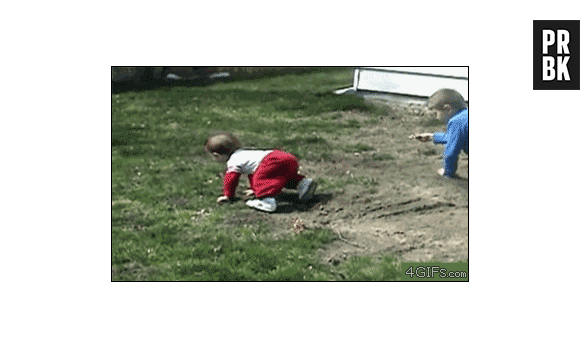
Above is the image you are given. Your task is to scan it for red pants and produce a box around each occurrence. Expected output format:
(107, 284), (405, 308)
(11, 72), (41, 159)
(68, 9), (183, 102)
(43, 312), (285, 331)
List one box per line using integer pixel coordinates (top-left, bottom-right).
(248, 150), (304, 198)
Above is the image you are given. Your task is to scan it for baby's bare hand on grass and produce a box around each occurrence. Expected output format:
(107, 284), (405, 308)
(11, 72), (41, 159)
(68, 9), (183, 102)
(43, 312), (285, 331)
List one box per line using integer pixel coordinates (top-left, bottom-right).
(411, 133), (433, 142)
(243, 189), (255, 199)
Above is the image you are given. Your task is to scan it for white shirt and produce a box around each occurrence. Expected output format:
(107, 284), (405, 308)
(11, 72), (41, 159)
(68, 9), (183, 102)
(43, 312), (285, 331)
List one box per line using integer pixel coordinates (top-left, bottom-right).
(226, 149), (273, 174)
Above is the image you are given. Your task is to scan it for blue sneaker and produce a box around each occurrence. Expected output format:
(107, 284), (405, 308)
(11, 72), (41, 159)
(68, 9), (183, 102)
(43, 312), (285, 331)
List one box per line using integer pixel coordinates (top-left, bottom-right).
(246, 197), (277, 212)
(297, 178), (317, 201)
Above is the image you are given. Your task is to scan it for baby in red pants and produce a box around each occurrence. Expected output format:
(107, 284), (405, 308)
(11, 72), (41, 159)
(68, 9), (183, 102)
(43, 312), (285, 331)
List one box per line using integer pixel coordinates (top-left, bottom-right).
(204, 132), (317, 212)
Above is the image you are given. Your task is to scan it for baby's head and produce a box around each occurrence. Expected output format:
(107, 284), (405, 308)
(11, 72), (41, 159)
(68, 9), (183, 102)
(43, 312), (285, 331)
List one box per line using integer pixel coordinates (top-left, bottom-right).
(204, 132), (242, 163)
(426, 88), (467, 122)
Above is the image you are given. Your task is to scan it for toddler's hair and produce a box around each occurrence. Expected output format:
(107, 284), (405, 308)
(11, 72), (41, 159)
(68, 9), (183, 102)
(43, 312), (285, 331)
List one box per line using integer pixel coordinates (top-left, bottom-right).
(204, 132), (242, 156)
(427, 88), (467, 113)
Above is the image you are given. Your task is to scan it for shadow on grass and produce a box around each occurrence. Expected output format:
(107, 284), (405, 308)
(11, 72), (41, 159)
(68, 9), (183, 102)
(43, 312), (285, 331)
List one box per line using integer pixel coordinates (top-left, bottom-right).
(111, 68), (344, 94)
(112, 78), (212, 94)
(229, 192), (333, 214)
(273, 192), (333, 214)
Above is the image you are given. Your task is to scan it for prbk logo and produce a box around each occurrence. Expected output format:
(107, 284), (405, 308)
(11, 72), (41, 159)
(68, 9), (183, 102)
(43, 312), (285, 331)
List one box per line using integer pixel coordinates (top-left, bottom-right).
(533, 20), (580, 90)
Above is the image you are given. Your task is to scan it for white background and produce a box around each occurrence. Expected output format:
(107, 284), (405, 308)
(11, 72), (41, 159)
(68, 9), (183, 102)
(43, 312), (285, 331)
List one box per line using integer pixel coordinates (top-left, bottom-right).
(2, 2), (578, 348)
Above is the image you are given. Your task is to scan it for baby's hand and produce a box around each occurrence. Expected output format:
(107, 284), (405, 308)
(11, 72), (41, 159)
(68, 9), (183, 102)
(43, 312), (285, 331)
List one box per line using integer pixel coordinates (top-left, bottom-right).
(410, 133), (433, 142)
(216, 196), (230, 203)
(243, 189), (255, 199)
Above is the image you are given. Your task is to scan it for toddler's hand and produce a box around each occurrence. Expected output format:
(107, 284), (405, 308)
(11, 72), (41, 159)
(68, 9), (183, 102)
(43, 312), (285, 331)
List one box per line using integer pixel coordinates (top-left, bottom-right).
(243, 189), (255, 199)
(412, 133), (433, 142)
(216, 196), (230, 203)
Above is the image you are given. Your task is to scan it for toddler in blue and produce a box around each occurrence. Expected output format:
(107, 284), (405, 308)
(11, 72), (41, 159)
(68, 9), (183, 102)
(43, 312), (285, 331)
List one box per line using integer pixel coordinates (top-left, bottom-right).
(413, 88), (468, 178)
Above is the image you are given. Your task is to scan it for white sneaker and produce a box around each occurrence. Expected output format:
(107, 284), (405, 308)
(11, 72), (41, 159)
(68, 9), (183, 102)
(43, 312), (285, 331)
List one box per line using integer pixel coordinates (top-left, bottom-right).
(297, 178), (317, 201)
(246, 197), (277, 212)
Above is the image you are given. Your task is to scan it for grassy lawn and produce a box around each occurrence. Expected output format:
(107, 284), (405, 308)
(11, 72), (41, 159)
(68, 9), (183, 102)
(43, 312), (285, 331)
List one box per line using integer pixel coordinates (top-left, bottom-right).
(112, 68), (403, 281)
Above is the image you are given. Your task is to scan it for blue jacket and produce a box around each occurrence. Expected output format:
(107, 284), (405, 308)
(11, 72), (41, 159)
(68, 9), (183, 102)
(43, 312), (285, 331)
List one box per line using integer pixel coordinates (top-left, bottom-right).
(432, 109), (468, 177)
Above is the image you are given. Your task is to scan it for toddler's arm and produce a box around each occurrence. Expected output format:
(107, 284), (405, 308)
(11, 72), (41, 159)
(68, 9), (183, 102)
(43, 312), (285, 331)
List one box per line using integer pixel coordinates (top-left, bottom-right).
(441, 119), (465, 177)
(432, 131), (447, 144)
(219, 171), (242, 201)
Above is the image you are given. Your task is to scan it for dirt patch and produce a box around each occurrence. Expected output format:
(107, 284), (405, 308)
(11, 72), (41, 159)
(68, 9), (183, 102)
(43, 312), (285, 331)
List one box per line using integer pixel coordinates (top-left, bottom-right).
(222, 100), (468, 264)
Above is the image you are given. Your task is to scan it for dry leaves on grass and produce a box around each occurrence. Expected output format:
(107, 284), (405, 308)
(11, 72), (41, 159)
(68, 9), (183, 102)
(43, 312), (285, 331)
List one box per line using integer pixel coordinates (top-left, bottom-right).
(291, 217), (306, 235)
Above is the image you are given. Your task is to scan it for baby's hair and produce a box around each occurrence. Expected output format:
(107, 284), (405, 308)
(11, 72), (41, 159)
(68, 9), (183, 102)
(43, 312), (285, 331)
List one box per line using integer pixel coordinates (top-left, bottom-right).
(427, 88), (467, 113)
(204, 132), (242, 156)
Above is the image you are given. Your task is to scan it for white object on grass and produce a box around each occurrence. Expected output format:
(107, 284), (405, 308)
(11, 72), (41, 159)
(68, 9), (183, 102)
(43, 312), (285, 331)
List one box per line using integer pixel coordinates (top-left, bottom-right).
(335, 67), (468, 102)
(246, 197), (277, 212)
(165, 73), (182, 80)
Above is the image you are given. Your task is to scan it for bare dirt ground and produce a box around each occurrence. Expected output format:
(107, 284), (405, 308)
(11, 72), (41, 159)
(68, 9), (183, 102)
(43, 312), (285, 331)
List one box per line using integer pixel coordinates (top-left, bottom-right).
(224, 99), (468, 265)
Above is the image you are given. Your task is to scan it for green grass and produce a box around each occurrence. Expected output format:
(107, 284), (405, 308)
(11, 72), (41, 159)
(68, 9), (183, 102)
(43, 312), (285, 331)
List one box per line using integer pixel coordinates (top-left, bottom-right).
(370, 153), (396, 161)
(112, 68), (401, 281)
(344, 143), (375, 153)
(420, 148), (440, 157)
(341, 255), (401, 281)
